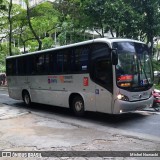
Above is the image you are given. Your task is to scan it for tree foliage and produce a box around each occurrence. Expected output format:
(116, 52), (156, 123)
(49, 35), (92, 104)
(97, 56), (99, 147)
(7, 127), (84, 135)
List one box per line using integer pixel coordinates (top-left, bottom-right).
(127, 0), (160, 53)
(0, 0), (160, 72)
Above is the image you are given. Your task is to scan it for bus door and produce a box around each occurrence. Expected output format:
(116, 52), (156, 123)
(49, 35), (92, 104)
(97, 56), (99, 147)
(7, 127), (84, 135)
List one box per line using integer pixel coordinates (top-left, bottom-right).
(91, 43), (113, 113)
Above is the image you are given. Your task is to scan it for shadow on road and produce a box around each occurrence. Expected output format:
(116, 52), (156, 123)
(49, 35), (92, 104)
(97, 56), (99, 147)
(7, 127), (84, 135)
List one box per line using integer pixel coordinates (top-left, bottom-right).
(8, 101), (149, 127)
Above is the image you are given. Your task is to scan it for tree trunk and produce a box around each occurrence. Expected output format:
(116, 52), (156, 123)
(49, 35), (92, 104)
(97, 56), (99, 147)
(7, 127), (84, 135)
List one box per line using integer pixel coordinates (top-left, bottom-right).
(8, 0), (12, 56)
(26, 1), (42, 51)
(19, 35), (26, 53)
(147, 34), (154, 56)
(110, 28), (115, 38)
(157, 49), (160, 61)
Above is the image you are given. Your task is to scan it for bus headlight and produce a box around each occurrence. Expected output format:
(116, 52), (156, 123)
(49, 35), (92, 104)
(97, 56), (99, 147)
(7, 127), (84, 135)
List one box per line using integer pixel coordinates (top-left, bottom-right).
(117, 94), (129, 101)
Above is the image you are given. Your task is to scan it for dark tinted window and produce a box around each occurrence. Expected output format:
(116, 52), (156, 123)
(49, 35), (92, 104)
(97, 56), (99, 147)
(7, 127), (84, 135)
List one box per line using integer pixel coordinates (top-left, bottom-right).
(57, 52), (63, 73)
(6, 58), (17, 76)
(74, 46), (89, 72)
(91, 43), (113, 92)
(6, 44), (90, 76)
(112, 42), (135, 53)
(63, 50), (72, 73)
(50, 52), (57, 74)
(45, 54), (50, 74)
(36, 54), (45, 74)
(17, 57), (26, 75)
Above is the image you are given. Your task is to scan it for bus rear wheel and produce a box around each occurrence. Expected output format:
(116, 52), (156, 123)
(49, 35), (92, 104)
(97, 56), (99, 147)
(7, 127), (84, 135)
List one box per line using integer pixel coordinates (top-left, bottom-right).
(72, 96), (85, 116)
(23, 91), (31, 106)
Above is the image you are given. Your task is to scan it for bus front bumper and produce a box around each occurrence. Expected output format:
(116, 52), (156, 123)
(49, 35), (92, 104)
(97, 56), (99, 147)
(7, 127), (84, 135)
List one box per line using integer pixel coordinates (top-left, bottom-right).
(113, 96), (154, 114)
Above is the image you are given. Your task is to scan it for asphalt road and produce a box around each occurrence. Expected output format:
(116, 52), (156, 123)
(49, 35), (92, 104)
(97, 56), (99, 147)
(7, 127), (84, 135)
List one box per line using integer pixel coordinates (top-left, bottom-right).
(0, 87), (160, 160)
(0, 87), (160, 140)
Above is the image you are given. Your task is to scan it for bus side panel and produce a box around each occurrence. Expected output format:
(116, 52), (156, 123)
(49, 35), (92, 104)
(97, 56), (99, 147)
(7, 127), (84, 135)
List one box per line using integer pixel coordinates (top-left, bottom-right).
(8, 74), (111, 114)
(27, 75), (73, 107)
(27, 76), (65, 107)
(69, 74), (96, 112)
(27, 74), (96, 111)
(30, 89), (70, 107)
(94, 83), (112, 113)
(8, 76), (27, 100)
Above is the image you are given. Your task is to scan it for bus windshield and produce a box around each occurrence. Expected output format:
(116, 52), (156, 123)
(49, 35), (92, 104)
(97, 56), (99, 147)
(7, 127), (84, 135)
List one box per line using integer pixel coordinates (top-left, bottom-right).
(113, 42), (153, 91)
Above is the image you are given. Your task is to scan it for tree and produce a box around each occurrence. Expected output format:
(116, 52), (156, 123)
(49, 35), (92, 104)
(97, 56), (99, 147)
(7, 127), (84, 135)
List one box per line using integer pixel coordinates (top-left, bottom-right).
(80, 0), (106, 37)
(11, 1), (60, 52)
(0, 1), (23, 56)
(0, 0), (8, 43)
(0, 43), (20, 72)
(8, 0), (13, 55)
(55, 0), (91, 44)
(0, 0), (6, 10)
(25, 0), (42, 50)
(127, 0), (160, 54)
(79, 0), (143, 38)
(56, 0), (140, 39)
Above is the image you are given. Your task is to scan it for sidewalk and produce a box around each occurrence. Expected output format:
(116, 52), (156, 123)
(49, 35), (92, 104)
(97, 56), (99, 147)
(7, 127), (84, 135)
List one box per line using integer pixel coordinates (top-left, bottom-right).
(0, 104), (160, 160)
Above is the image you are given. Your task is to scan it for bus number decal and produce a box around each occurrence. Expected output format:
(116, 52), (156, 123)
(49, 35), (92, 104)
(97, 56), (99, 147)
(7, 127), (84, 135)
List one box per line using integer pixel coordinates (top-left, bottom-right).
(83, 77), (89, 86)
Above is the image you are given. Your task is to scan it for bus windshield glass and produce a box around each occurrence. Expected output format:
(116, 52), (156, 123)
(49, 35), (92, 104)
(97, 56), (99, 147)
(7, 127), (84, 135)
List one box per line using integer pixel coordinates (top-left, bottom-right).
(113, 42), (153, 91)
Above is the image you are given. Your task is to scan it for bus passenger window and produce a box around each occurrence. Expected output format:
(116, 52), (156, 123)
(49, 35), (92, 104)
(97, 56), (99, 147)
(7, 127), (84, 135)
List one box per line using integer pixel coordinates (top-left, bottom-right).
(74, 46), (89, 72)
(36, 54), (45, 74)
(63, 51), (71, 73)
(45, 54), (50, 74)
(95, 59), (112, 85)
(57, 53), (63, 73)
(6, 59), (16, 76)
(49, 53), (57, 74)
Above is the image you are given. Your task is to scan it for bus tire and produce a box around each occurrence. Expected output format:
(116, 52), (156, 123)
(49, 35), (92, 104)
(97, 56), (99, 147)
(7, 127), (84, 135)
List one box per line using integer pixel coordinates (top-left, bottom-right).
(72, 96), (85, 116)
(23, 91), (31, 106)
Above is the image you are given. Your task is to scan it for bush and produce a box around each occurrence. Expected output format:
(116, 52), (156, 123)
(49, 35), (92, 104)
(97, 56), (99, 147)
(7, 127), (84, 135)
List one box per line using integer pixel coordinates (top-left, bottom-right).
(152, 60), (160, 71)
(154, 84), (160, 90)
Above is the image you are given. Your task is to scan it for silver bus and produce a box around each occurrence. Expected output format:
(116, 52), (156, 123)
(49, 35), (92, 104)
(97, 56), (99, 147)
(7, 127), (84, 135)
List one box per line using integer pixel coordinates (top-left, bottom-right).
(6, 38), (154, 116)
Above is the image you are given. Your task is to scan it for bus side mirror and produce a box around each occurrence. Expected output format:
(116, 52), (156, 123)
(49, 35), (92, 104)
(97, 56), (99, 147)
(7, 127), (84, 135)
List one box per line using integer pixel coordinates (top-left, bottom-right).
(112, 49), (118, 65)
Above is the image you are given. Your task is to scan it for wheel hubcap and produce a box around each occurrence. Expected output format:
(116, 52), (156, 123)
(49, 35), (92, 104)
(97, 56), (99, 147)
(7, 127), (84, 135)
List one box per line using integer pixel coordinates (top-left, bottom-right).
(75, 101), (83, 111)
(25, 95), (30, 104)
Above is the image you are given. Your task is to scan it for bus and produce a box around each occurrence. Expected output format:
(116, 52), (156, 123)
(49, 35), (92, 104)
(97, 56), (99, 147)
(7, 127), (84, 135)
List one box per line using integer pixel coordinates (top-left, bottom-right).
(6, 38), (154, 116)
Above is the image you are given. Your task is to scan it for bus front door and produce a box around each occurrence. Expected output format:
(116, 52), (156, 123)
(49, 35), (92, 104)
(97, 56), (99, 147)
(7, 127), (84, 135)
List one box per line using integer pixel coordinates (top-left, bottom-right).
(95, 85), (112, 113)
(93, 58), (113, 114)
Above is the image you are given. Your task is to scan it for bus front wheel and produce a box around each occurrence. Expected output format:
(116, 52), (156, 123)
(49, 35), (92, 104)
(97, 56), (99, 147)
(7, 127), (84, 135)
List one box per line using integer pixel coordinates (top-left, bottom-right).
(72, 96), (85, 116)
(23, 91), (31, 106)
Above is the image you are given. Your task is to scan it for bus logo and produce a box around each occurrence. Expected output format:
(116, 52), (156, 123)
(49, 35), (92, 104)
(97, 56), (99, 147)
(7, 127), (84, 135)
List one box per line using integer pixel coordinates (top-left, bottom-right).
(59, 76), (64, 83)
(48, 76), (57, 84)
(83, 77), (89, 86)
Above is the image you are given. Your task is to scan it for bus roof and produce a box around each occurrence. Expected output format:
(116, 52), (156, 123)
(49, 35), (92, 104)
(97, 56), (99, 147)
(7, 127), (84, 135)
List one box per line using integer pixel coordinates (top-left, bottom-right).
(6, 38), (145, 59)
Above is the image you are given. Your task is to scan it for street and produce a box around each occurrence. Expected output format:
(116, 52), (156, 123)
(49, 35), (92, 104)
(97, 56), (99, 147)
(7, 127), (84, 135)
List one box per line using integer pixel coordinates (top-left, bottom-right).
(0, 87), (160, 160)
